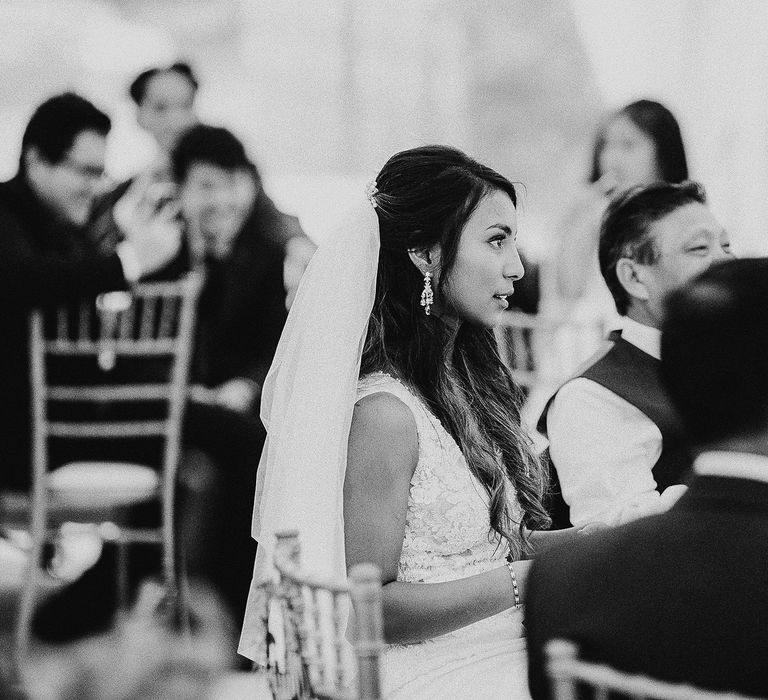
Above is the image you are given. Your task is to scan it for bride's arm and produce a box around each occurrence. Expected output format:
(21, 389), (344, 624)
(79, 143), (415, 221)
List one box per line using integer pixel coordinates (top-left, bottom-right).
(378, 564), (530, 645)
(344, 392), (524, 645)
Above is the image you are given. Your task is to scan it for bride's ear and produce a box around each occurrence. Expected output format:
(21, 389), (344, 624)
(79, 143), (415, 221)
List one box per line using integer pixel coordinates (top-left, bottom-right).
(407, 245), (441, 276)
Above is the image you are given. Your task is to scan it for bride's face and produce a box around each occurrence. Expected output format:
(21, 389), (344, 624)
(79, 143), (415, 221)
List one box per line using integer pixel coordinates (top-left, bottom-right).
(440, 190), (524, 328)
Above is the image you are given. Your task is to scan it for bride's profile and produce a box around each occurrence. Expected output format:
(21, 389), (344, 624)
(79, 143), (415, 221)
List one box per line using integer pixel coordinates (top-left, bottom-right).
(240, 145), (554, 698)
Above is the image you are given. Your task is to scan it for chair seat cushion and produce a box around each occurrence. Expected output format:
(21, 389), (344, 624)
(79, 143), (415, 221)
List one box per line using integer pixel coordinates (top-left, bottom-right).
(47, 462), (159, 509)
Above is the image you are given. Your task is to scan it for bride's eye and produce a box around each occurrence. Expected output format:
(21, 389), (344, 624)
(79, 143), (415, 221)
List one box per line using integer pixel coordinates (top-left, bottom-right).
(489, 235), (505, 249)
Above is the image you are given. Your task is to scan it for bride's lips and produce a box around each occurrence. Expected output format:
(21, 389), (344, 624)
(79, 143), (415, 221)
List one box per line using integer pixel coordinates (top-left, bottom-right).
(493, 290), (514, 309)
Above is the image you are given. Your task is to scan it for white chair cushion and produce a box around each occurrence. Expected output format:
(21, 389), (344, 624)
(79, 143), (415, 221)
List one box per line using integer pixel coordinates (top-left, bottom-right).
(47, 462), (159, 509)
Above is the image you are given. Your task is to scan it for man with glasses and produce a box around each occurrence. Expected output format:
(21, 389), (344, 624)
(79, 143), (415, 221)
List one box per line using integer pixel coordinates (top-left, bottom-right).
(0, 92), (180, 492)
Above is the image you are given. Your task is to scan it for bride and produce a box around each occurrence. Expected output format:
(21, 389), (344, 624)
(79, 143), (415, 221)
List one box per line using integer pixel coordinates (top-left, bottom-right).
(240, 145), (571, 698)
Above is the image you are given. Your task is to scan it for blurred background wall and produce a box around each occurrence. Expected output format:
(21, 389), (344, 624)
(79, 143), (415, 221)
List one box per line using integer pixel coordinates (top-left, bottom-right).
(0, 0), (766, 254)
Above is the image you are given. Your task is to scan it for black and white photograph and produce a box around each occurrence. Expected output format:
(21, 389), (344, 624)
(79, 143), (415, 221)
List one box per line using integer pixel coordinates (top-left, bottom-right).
(0, 1), (767, 698)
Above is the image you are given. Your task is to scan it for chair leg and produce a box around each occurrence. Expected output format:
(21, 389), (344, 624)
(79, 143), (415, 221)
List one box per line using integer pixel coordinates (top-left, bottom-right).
(13, 529), (45, 684)
(175, 537), (191, 638)
(116, 538), (129, 610)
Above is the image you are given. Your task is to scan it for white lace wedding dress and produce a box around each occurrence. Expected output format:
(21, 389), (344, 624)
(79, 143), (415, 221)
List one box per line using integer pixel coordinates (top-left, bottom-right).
(357, 373), (530, 700)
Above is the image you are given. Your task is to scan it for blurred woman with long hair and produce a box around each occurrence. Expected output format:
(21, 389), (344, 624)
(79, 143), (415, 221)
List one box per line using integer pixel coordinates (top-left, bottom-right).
(552, 99), (688, 305)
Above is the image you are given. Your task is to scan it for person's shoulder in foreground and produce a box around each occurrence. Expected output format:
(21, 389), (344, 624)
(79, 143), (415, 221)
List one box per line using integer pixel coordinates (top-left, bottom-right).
(528, 257), (768, 699)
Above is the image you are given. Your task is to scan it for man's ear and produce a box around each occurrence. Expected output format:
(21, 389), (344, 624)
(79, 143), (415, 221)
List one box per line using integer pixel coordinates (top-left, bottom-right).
(616, 257), (650, 303)
(407, 244), (441, 276)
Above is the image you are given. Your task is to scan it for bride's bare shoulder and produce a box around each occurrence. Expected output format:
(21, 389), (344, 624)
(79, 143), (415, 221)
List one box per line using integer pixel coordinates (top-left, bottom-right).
(353, 390), (416, 438)
(349, 391), (418, 475)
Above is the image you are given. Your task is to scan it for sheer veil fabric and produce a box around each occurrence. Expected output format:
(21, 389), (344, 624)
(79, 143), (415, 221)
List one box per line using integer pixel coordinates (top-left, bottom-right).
(238, 195), (380, 661)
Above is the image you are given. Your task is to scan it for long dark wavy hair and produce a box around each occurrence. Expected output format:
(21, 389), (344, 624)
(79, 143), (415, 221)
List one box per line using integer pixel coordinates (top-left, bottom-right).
(360, 145), (550, 558)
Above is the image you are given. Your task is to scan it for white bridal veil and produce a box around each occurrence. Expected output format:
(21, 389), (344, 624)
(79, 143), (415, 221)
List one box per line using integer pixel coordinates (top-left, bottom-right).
(238, 194), (380, 661)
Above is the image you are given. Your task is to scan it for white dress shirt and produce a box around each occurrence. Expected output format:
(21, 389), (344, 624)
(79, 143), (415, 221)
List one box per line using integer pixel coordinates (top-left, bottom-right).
(547, 317), (685, 526)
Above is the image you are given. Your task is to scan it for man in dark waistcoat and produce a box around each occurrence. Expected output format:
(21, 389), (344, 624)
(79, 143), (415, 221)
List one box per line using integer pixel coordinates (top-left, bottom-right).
(539, 181), (731, 527)
(528, 258), (768, 699)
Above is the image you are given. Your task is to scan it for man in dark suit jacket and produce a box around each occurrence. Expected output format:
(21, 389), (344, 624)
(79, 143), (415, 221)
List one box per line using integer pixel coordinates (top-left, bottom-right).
(0, 92), (180, 492)
(169, 124), (312, 640)
(527, 257), (768, 698)
(540, 182), (732, 528)
(170, 124), (307, 412)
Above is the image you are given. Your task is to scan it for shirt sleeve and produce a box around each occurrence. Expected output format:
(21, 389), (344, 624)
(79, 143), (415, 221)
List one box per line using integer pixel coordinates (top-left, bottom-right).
(547, 377), (663, 526)
(116, 242), (141, 283)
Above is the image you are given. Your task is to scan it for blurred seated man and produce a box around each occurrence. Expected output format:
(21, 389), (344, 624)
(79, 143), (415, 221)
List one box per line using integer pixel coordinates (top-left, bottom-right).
(0, 92), (180, 493)
(171, 124), (313, 650)
(90, 62), (315, 307)
(129, 62), (315, 307)
(538, 182), (731, 527)
(527, 258), (768, 699)
(172, 123), (307, 410)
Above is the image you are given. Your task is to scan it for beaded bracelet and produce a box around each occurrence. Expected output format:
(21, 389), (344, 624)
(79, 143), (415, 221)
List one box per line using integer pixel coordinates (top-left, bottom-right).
(506, 560), (522, 609)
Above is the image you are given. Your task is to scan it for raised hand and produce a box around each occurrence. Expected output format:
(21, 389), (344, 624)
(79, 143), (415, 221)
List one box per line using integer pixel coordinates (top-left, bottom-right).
(113, 174), (182, 278)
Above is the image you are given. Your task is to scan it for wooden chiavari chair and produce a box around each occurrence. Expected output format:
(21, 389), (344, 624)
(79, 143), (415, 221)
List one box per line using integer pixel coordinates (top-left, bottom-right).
(546, 639), (764, 700)
(12, 273), (202, 666)
(268, 530), (384, 700)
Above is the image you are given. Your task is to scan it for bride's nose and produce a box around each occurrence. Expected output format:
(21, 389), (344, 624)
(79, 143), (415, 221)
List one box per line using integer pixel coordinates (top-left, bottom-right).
(503, 245), (524, 281)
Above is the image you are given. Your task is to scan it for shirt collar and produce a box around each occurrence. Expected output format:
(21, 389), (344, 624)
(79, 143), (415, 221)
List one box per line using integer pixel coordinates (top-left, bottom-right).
(694, 451), (768, 485)
(620, 316), (661, 360)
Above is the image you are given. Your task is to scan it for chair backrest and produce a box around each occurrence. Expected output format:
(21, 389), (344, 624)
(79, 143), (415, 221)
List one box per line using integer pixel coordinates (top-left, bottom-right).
(546, 639), (764, 700)
(269, 531), (384, 700)
(27, 273), (203, 577)
(497, 310), (609, 396)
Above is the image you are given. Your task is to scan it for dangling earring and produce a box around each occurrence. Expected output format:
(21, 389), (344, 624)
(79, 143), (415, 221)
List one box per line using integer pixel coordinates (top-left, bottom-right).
(420, 271), (434, 316)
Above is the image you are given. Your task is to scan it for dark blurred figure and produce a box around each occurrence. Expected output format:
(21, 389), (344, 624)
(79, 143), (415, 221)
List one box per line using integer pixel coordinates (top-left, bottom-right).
(0, 92), (180, 492)
(528, 257), (768, 698)
(173, 124), (301, 406)
(171, 125), (307, 635)
(0, 92), (181, 654)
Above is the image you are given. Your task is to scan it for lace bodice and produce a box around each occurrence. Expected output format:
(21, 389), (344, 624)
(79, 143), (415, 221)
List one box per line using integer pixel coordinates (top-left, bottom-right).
(357, 372), (522, 584)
